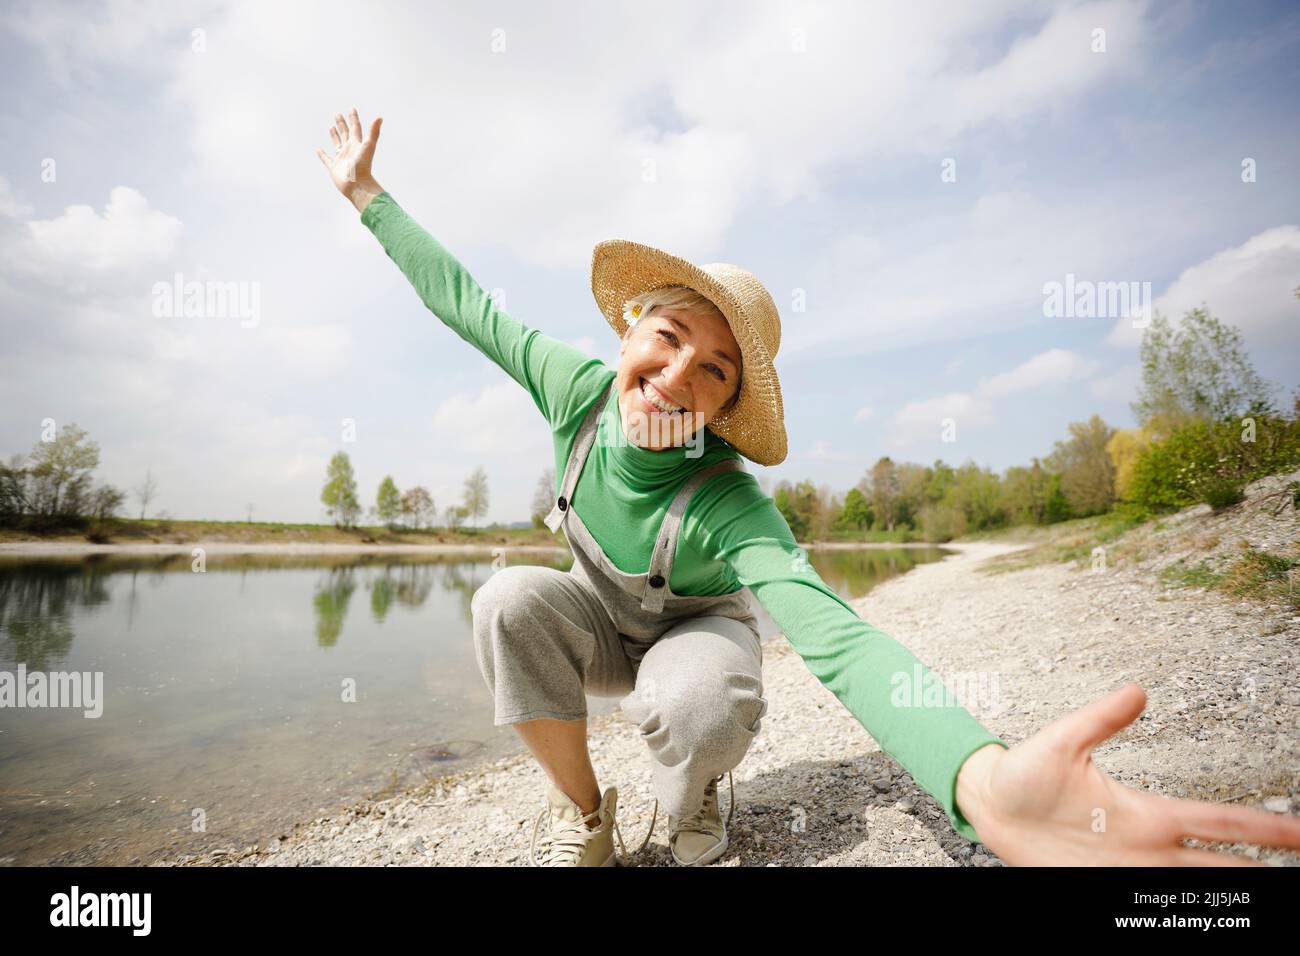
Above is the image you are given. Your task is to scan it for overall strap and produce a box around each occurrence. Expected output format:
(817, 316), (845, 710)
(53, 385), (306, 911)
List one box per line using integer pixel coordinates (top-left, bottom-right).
(640, 457), (747, 612)
(544, 378), (616, 533)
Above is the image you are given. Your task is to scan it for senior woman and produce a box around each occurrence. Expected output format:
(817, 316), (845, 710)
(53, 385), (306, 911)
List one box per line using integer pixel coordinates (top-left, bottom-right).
(318, 108), (1300, 867)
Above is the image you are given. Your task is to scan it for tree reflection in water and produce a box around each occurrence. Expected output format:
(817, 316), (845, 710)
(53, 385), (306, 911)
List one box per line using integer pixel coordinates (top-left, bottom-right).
(368, 563), (437, 623)
(312, 566), (356, 647)
(0, 563), (114, 669)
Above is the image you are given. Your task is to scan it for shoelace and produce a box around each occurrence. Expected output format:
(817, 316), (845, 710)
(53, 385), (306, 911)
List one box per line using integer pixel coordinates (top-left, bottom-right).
(672, 771), (734, 834)
(529, 799), (633, 866)
(626, 770), (734, 860)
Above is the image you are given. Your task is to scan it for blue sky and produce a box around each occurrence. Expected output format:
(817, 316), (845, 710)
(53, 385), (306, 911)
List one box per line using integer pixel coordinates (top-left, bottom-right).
(1, 0), (1297, 524)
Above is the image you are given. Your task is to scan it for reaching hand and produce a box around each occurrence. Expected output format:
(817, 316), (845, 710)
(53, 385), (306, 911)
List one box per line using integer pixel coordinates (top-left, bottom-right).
(960, 683), (1300, 865)
(315, 107), (384, 213)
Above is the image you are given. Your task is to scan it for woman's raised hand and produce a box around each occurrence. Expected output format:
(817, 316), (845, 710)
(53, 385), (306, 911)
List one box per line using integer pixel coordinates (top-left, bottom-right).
(316, 107), (385, 214)
(958, 683), (1300, 865)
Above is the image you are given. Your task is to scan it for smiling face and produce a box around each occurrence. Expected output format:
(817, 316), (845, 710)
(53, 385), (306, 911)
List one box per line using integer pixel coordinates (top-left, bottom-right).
(615, 307), (743, 452)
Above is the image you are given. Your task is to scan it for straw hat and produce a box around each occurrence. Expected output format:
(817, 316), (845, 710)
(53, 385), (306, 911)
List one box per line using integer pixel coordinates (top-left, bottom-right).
(590, 239), (787, 466)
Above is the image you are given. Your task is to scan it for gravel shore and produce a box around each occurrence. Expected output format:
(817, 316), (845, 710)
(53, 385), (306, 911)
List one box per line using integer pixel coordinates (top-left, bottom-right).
(164, 471), (1300, 867)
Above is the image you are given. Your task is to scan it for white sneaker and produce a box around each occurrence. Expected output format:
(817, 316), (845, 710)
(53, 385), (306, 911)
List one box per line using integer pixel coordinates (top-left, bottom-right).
(666, 772), (734, 866)
(529, 780), (629, 866)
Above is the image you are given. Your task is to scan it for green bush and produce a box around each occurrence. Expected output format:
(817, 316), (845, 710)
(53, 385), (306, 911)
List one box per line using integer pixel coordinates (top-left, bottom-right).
(1200, 475), (1245, 511)
(1128, 419), (1216, 510)
(84, 524), (113, 544)
(1129, 411), (1300, 512)
(1112, 499), (1154, 523)
(1044, 472), (1072, 523)
(917, 502), (960, 542)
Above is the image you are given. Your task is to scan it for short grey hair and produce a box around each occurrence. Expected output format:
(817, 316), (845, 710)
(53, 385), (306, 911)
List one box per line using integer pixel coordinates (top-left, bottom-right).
(624, 285), (726, 328)
(623, 285), (742, 412)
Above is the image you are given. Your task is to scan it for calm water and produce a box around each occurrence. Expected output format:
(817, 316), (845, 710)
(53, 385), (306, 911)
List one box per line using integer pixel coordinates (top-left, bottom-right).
(0, 545), (950, 865)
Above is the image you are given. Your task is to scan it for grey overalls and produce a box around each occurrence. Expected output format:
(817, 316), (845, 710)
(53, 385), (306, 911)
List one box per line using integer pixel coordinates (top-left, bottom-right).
(471, 378), (769, 819)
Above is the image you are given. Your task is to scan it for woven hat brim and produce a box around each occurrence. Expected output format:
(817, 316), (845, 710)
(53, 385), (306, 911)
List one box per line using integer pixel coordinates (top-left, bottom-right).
(590, 239), (787, 466)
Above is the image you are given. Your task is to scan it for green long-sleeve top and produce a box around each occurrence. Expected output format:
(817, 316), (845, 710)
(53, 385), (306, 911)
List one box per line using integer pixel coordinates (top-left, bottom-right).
(361, 191), (1009, 843)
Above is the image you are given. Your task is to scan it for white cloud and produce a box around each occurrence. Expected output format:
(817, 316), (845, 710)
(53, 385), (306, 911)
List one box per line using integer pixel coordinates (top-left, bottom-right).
(99, 0), (1152, 273)
(1106, 225), (1300, 348)
(978, 348), (1100, 397)
(259, 326), (354, 378)
(782, 188), (1164, 360)
(890, 348), (1099, 445)
(142, 1), (760, 269)
(0, 176), (34, 218)
(672, 0), (1149, 202)
(429, 380), (550, 457)
(799, 438), (859, 463)
(17, 186), (183, 276)
(853, 405), (875, 422)
(1087, 363), (1141, 402)
(892, 391), (997, 446)
(946, 1), (1148, 128)
(0, 0), (201, 85)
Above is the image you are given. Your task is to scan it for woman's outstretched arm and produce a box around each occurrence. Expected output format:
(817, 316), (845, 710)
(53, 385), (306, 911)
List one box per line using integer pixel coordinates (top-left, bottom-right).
(691, 472), (1300, 863)
(316, 107), (608, 432)
(689, 472), (1007, 844)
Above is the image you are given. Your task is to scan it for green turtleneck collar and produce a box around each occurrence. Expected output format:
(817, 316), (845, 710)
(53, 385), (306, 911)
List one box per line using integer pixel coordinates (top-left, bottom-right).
(595, 377), (733, 488)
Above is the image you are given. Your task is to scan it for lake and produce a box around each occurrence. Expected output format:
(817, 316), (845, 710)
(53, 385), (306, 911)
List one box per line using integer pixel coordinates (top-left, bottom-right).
(0, 545), (951, 865)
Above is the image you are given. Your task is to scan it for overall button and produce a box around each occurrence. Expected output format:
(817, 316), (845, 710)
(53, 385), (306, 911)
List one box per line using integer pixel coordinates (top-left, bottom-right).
(648, 573), (665, 588)
(557, 496), (568, 511)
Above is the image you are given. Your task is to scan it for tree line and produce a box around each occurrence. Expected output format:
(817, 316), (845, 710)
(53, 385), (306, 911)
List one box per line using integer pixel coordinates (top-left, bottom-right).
(0, 425), (162, 526)
(320, 451), (491, 532)
(772, 308), (1300, 542)
(6, 307), (1293, 540)
(317, 455), (572, 534)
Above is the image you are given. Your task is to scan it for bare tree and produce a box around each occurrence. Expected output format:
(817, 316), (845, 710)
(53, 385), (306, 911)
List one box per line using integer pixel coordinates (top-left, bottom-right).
(462, 466), (489, 533)
(530, 466), (555, 528)
(401, 486), (434, 530)
(28, 423), (99, 517)
(1133, 307), (1277, 426)
(868, 457), (900, 532)
(444, 504), (468, 532)
(135, 467), (158, 520)
(90, 484), (127, 520)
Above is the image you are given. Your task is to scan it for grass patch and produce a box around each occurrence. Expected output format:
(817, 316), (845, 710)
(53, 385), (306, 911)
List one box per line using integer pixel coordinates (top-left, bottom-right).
(1158, 558), (1224, 590)
(976, 510), (1152, 575)
(0, 515), (562, 548)
(1158, 548), (1299, 610)
(1218, 549), (1300, 611)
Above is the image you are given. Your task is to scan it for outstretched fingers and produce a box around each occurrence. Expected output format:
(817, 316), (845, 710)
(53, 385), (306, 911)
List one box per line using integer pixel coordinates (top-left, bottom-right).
(334, 113), (350, 144)
(1169, 796), (1300, 851)
(347, 107), (362, 142)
